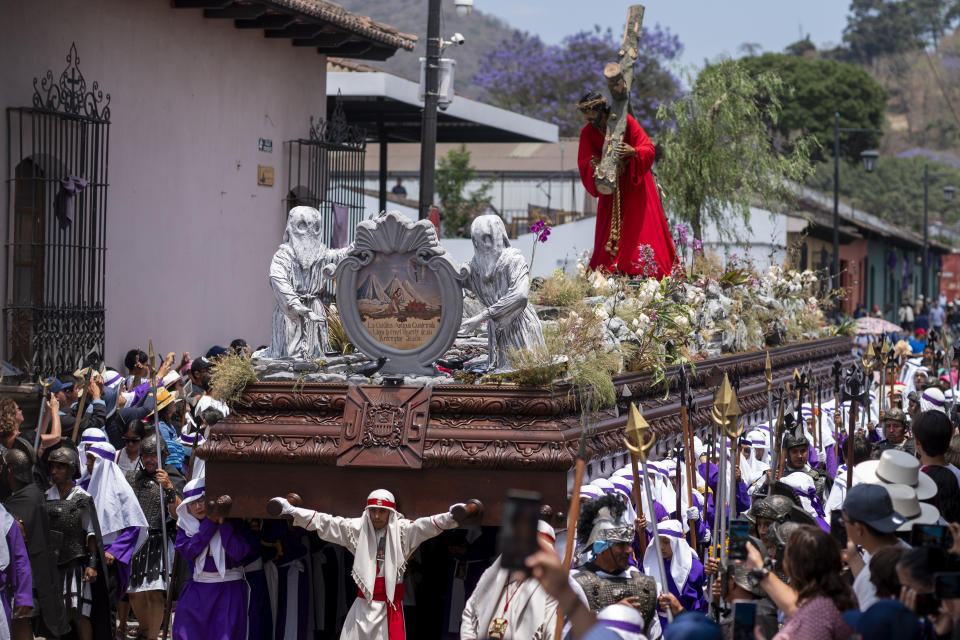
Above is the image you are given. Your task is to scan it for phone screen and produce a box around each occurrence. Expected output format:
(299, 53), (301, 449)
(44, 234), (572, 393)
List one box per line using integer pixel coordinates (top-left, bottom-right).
(729, 519), (750, 561)
(910, 524), (954, 550)
(498, 490), (542, 571)
(830, 510), (847, 548)
(732, 600), (757, 640)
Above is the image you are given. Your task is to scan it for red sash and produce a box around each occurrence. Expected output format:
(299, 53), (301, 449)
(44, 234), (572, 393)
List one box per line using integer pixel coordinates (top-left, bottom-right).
(358, 576), (405, 640)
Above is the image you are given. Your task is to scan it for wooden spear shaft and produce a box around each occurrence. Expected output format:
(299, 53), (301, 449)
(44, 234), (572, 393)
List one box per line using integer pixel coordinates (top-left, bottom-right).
(630, 451), (647, 559)
(681, 402), (697, 550)
(555, 438), (587, 640)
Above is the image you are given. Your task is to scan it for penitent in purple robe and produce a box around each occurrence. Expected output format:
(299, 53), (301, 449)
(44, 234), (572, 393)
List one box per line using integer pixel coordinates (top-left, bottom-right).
(173, 519), (251, 640)
(0, 523), (33, 630)
(698, 463), (750, 521)
(104, 526), (141, 598)
(657, 556), (708, 634)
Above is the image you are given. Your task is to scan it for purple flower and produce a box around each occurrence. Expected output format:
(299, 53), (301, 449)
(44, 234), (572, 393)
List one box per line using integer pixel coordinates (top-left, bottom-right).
(672, 222), (688, 248)
(530, 219), (551, 243)
(691, 238), (704, 255)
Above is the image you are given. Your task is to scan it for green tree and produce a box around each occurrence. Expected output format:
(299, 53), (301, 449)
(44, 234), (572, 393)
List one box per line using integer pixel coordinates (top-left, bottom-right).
(654, 61), (817, 241)
(435, 145), (494, 238)
(842, 0), (926, 63)
(739, 53), (887, 164)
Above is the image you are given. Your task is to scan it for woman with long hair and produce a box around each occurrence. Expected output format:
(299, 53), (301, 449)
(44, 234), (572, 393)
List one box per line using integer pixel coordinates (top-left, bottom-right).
(746, 525), (855, 639)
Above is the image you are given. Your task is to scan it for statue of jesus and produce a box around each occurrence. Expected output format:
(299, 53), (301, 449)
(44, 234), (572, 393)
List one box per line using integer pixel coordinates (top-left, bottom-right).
(576, 91), (677, 278)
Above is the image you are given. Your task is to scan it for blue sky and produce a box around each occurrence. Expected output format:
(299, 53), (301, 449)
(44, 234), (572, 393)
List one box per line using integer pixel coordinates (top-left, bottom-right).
(472, 0), (851, 72)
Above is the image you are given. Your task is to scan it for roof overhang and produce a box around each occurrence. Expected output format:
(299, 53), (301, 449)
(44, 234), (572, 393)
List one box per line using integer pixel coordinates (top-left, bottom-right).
(172, 0), (416, 61)
(326, 72), (559, 143)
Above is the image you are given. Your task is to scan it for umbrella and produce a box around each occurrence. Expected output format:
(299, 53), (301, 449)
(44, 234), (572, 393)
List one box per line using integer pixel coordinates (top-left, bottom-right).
(855, 317), (902, 335)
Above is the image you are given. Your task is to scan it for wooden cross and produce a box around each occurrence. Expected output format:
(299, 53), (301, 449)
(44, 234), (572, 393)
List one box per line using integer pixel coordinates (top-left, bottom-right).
(594, 4), (645, 196)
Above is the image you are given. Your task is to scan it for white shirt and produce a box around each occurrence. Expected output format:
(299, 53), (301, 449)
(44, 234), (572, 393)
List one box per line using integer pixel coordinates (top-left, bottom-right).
(854, 540), (911, 612)
(115, 449), (140, 473)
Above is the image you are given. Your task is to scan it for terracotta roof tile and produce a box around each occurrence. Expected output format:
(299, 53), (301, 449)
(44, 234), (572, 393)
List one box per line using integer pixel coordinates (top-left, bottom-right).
(264, 0), (417, 50)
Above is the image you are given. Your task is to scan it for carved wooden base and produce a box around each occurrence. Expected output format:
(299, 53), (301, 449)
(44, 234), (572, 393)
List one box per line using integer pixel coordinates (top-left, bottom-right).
(200, 337), (854, 522)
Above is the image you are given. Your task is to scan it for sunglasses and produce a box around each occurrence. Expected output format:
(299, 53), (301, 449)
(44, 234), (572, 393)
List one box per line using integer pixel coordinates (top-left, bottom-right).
(123, 437), (142, 443)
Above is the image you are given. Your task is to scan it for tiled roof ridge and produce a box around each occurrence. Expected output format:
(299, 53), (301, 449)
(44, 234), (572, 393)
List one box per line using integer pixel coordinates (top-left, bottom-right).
(265, 0), (418, 50)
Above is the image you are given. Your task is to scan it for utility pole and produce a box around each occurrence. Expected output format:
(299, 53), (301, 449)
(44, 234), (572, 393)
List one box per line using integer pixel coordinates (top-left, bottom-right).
(417, 0), (441, 220)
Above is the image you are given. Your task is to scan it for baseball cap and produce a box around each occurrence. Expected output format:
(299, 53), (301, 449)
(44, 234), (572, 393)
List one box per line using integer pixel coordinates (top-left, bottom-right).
(842, 599), (921, 640)
(205, 345), (230, 359)
(191, 357), (214, 372)
(49, 378), (74, 394)
(842, 484), (905, 533)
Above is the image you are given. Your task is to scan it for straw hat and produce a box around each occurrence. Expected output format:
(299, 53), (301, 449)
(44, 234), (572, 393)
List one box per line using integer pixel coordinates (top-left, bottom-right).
(885, 484), (940, 532)
(146, 387), (181, 416)
(855, 449), (937, 500)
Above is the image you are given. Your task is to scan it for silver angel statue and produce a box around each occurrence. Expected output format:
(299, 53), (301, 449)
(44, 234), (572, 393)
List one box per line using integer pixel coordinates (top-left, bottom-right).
(261, 206), (347, 359)
(460, 215), (545, 371)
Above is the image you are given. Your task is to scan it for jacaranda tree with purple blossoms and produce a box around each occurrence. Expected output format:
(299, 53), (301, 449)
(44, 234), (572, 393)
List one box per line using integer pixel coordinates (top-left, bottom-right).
(473, 25), (683, 137)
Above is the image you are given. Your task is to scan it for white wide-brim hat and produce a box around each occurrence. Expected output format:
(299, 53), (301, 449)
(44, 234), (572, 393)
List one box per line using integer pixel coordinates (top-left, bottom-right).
(856, 449), (937, 500)
(885, 483), (941, 532)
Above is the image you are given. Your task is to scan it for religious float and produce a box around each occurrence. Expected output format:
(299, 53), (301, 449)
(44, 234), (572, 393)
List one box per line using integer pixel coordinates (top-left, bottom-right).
(198, 209), (856, 523)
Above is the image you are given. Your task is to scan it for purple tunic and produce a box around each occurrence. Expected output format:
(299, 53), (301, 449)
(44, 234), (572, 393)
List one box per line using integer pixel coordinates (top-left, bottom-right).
(173, 519), (250, 640)
(0, 523), (33, 629)
(106, 526), (141, 598)
(658, 556), (708, 633)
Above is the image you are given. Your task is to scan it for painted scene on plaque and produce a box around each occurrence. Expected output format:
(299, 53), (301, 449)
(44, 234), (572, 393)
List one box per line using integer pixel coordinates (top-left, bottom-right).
(356, 251), (442, 350)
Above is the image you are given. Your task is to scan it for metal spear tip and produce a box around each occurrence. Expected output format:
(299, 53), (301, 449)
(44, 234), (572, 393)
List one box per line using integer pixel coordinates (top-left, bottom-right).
(148, 339), (157, 375)
(715, 374), (741, 420)
(624, 402), (654, 457)
(764, 350), (773, 386)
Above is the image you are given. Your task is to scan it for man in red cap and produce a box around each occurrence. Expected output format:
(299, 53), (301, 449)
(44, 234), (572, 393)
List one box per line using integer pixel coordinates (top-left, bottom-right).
(270, 490), (477, 639)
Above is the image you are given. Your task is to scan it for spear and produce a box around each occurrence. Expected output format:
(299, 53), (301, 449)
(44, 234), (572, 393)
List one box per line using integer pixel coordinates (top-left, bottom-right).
(715, 375), (742, 554)
(71, 367), (94, 443)
(624, 403), (672, 624)
(148, 341), (171, 638)
(554, 411), (590, 640)
(832, 357), (843, 440)
(841, 366), (868, 489)
(771, 388), (786, 482)
(765, 351), (774, 455)
(808, 374), (818, 454)
(678, 363), (697, 551)
(34, 377), (54, 452)
(625, 404), (648, 560)
(817, 381), (824, 465)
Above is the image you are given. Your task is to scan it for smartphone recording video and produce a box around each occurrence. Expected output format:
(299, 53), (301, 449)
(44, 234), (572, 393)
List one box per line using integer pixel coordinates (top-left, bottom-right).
(498, 490), (542, 571)
(729, 519), (750, 561)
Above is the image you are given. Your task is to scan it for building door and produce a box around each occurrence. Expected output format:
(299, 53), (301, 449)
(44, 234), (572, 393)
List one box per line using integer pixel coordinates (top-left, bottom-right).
(4, 43), (111, 376)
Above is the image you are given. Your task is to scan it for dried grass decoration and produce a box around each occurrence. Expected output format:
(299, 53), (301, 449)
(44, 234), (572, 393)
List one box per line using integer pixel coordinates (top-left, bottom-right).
(209, 352), (258, 407)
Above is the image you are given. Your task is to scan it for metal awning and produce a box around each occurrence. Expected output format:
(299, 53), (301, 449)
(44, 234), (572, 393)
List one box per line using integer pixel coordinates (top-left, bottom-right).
(172, 0), (417, 61)
(326, 72), (559, 143)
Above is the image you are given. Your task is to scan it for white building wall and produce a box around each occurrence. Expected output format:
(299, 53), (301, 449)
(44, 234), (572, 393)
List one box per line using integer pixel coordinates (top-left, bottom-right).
(0, 0), (328, 367)
(696, 206), (789, 271)
(365, 176), (591, 221)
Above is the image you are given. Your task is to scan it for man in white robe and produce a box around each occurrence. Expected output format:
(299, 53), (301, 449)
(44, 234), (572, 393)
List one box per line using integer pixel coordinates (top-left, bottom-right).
(271, 489), (471, 640)
(460, 521), (558, 640)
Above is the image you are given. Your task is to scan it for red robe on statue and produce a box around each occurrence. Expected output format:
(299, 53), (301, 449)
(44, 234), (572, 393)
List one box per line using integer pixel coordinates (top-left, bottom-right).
(578, 114), (677, 278)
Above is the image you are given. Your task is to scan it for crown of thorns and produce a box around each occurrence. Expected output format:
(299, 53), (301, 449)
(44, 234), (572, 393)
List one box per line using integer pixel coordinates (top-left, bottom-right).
(577, 97), (608, 111)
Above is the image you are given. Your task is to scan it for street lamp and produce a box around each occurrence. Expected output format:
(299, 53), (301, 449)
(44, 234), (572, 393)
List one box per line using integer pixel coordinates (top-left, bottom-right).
(832, 113), (883, 299)
(454, 0), (473, 16)
(921, 168), (956, 302)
